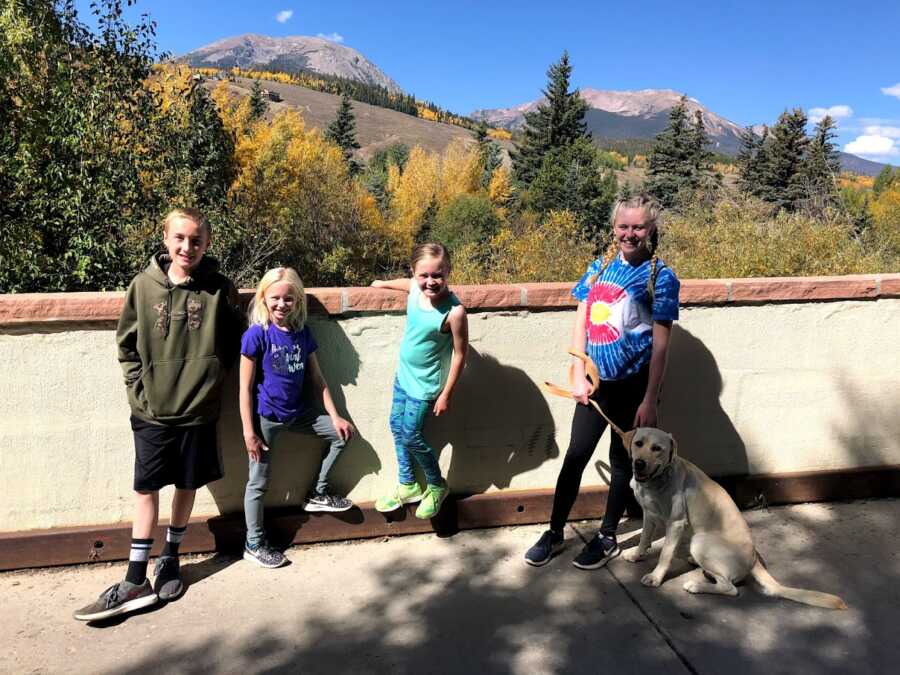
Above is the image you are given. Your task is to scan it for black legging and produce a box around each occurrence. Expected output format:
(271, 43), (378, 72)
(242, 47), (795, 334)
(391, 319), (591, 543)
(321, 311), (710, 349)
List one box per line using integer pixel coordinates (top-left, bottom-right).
(549, 367), (648, 537)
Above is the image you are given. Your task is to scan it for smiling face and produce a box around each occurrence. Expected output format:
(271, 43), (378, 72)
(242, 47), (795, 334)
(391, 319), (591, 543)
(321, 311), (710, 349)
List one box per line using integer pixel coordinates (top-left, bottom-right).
(629, 427), (677, 482)
(413, 255), (450, 301)
(163, 215), (209, 279)
(264, 280), (298, 329)
(614, 206), (655, 264)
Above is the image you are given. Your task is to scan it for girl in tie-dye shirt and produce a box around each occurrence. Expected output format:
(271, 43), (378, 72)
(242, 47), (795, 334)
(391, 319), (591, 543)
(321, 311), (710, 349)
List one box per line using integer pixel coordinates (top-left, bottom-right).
(525, 193), (680, 570)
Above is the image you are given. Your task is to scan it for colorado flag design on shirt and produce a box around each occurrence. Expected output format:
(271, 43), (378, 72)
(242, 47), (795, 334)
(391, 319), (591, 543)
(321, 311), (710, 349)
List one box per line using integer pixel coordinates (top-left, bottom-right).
(572, 255), (679, 381)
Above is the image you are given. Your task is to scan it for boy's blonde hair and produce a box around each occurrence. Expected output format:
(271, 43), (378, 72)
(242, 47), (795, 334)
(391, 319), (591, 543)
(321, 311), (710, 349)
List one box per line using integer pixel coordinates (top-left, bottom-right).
(250, 267), (308, 330)
(410, 242), (451, 273)
(589, 193), (663, 300)
(163, 208), (211, 237)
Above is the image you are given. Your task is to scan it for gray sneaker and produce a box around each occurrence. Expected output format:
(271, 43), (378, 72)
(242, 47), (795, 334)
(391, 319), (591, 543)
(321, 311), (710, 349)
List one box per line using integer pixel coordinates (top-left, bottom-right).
(243, 542), (286, 569)
(153, 556), (183, 601)
(73, 579), (158, 621)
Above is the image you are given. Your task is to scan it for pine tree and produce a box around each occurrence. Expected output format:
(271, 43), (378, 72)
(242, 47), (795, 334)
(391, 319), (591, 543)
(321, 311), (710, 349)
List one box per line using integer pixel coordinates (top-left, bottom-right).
(762, 108), (809, 210)
(802, 115), (840, 208)
(510, 51), (589, 187)
(736, 125), (769, 197)
(525, 137), (618, 240)
(873, 165), (897, 196)
(248, 80), (268, 121)
(472, 121), (502, 187)
(645, 97), (693, 208)
(325, 94), (362, 174)
(687, 111), (717, 180)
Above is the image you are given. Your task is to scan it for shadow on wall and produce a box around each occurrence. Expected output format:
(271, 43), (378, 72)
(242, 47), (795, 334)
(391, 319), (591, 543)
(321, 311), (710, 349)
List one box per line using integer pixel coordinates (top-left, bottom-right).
(831, 372), (900, 469)
(659, 324), (748, 477)
(426, 347), (561, 495)
(207, 318), (381, 520)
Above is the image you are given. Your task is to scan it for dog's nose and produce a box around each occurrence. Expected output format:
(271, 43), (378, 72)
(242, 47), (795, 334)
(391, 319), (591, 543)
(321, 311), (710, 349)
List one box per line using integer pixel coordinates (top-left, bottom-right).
(634, 459), (646, 472)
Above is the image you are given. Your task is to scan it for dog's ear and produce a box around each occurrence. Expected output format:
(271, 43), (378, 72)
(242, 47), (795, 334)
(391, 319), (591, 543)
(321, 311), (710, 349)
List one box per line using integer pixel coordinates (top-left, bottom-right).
(668, 434), (678, 463)
(622, 429), (636, 454)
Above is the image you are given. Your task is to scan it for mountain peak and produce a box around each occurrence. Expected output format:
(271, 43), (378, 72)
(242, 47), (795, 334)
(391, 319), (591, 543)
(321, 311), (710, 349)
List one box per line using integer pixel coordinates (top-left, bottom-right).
(180, 33), (401, 93)
(472, 87), (746, 152)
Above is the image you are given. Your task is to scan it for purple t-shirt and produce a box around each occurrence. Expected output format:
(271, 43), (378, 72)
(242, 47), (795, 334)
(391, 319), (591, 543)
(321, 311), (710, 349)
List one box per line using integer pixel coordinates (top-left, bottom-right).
(240, 323), (318, 422)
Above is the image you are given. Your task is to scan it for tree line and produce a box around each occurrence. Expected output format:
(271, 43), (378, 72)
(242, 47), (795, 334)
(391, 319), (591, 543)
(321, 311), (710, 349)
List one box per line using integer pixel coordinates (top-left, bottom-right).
(1, 1), (896, 294)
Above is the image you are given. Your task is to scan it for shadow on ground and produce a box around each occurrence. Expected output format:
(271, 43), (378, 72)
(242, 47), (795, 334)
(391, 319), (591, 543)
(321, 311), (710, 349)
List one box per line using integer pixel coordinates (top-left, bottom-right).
(102, 497), (900, 675)
(110, 534), (679, 675)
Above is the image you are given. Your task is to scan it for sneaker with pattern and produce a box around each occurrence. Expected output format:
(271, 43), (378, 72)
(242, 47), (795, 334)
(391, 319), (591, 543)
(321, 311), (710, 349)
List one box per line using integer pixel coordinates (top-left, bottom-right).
(243, 542), (286, 569)
(303, 489), (353, 513)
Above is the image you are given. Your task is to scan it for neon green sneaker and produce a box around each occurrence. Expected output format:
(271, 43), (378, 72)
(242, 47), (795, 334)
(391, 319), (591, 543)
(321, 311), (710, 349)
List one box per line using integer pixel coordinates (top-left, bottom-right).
(375, 482), (424, 513)
(415, 482), (449, 519)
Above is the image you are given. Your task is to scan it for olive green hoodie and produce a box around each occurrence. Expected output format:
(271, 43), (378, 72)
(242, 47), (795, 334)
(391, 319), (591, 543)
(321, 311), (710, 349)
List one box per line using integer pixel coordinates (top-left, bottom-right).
(117, 252), (243, 426)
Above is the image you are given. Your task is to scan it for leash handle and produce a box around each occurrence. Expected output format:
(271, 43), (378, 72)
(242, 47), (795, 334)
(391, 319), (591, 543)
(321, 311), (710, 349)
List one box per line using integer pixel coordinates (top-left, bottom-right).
(542, 348), (630, 439)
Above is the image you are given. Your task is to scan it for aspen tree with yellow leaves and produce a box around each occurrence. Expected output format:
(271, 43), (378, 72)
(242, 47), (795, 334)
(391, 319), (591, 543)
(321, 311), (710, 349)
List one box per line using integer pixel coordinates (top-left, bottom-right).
(223, 110), (365, 284)
(384, 145), (440, 253)
(437, 139), (483, 207)
(488, 166), (514, 220)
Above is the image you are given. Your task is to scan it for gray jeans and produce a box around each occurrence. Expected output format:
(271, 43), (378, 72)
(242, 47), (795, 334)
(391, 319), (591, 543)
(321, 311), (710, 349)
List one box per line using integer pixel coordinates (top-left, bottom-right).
(244, 408), (346, 546)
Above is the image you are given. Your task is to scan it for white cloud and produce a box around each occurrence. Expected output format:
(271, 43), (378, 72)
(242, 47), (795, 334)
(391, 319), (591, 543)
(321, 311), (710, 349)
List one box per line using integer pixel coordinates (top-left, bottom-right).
(844, 134), (899, 158)
(863, 125), (900, 139)
(808, 105), (853, 124)
(317, 32), (344, 43)
(275, 9), (293, 23)
(881, 83), (900, 99)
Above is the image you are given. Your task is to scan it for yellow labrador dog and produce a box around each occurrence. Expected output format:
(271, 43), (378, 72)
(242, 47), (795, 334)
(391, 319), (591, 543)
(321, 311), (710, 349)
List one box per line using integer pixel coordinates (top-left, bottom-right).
(545, 351), (847, 610)
(622, 426), (846, 609)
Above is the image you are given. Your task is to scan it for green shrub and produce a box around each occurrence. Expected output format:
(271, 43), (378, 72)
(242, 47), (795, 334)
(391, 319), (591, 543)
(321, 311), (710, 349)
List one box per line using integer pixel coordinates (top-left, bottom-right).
(431, 193), (500, 252)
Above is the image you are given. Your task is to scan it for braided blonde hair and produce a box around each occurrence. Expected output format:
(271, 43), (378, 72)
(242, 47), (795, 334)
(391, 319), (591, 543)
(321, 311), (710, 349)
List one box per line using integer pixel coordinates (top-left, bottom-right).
(586, 193), (662, 301)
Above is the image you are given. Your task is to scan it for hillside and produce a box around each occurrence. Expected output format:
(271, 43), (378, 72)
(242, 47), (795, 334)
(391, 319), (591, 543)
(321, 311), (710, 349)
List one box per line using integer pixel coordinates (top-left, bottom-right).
(211, 77), (502, 159)
(183, 34), (401, 93)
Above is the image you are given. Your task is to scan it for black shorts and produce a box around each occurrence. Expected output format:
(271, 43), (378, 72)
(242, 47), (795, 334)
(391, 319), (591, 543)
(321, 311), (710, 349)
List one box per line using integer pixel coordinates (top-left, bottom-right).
(131, 416), (223, 491)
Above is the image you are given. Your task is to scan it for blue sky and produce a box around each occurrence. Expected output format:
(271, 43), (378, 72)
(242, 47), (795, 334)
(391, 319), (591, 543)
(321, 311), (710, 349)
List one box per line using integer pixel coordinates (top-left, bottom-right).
(78, 0), (900, 163)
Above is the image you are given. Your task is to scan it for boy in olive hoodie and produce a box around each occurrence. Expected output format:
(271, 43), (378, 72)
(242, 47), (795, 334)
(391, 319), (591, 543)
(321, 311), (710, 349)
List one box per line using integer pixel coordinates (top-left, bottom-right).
(74, 209), (242, 621)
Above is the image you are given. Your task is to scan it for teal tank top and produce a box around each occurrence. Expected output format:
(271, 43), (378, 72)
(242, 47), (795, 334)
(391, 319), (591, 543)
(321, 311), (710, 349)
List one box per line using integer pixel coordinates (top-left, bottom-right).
(397, 284), (461, 400)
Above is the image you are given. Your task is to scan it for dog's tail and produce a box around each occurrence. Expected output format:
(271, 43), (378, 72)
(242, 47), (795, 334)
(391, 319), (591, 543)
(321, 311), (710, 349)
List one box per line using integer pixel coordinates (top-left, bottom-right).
(750, 553), (847, 610)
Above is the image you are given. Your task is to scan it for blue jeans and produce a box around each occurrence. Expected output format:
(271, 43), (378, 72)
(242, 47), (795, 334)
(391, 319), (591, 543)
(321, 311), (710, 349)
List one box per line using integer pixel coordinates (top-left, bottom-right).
(244, 408), (346, 547)
(389, 378), (443, 486)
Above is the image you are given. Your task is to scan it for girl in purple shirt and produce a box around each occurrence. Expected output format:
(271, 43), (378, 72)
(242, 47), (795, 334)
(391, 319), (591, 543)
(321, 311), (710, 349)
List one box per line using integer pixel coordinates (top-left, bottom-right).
(239, 267), (355, 568)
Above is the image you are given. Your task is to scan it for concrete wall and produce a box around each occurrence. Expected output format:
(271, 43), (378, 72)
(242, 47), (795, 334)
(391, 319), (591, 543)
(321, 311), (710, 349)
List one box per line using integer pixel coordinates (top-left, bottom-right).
(1, 275), (899, 532)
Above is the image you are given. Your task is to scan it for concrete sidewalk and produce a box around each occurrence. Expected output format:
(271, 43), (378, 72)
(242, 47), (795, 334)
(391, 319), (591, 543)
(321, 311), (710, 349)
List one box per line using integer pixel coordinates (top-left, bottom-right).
(2, 499), (898, 675)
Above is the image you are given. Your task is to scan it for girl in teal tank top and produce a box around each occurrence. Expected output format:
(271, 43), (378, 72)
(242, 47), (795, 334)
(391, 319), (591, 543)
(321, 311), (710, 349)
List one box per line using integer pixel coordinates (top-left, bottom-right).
(370, 243), (469, 519)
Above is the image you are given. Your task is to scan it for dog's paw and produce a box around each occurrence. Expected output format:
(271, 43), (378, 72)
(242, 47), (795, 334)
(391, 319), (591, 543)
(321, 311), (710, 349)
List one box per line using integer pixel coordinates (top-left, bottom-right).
(623, 549), (646, 563)
(683, 580), (702, 594)
(641, 573), (663, 587)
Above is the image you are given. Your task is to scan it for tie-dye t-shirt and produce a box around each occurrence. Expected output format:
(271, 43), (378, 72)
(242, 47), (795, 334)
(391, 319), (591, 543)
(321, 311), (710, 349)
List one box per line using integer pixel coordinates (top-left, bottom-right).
(571, 255), (680, 381)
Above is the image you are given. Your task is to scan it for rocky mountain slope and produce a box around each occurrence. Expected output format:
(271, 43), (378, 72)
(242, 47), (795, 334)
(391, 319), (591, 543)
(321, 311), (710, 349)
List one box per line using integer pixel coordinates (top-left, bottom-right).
(473, 88), (747, 155)
(181, 34), (401, 93)
(472, 88), (889, 174)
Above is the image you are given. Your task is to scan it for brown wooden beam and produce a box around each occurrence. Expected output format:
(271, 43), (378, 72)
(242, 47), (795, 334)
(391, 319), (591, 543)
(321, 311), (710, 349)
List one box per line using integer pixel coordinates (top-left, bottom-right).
(2, 464), (899, 572)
